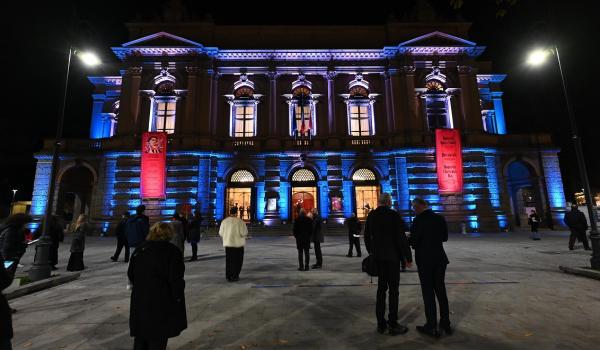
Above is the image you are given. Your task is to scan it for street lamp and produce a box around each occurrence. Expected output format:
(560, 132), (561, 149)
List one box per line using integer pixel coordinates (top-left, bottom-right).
(527, 45), (600, 269)
(10, 189), (17, 214)
(29, 47), (101, 281)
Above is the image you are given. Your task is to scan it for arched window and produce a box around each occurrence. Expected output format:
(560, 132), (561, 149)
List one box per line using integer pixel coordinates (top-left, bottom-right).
(230, 170), (255, 183)
(422, 67), (453, 130)
(149, 68), (178, 134)
(287, 75), (317, 137)
(352, 168), (376, 181)
(292, 168), (316, 182)
(227, 75), (259, 138)
(344, 74), (375, 136)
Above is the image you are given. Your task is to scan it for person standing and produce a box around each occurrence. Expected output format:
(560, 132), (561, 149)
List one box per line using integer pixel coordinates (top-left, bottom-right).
(219, 207), (248, 282)
(128, 222), (187, 350)
(564, 205), (591, 250)
(0, 214), (32, 275)
(111, 212), (131, 262)
(169, 214), (185, 256)
(47, 216), (63, 271)
(364, 193), (413, 336)
(247, 206), (254, 223)
(409, 198), (451, 338)
(293, 209), (313, 271)
(239, 206), (245, 221)
(344, 213), (362, 257)
(528, 209), (541, 240)
(1, 253), (15, 350)
(67, 214), (89, 272)
(126, 205), (150, 252)
(187, 210), (203, 261)
(310, 208), (324, 269)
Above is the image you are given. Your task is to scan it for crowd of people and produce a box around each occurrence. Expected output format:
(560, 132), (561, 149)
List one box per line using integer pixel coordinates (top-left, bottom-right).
(0, 197), (595, 349)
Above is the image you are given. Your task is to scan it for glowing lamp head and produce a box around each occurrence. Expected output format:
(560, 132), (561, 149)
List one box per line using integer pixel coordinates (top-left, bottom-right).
(77, 51), (101, 66)
(527, 49), (549, 66)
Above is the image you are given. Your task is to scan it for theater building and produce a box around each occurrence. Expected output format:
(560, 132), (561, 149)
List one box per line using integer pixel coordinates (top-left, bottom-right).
(30, 21), (567, 232)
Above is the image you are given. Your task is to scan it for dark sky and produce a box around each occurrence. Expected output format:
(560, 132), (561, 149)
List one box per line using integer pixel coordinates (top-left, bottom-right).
(2, 0), (597, 213)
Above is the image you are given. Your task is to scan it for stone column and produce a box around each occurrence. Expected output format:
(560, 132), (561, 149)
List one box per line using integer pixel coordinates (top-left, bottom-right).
(326, 71), (336, 135)
(117, 66), (142, 137)
(183, 66), (198, 136)
(264, 156), (281, 225)
(265, 71), (280, 148)
(457, 65), (484, 133)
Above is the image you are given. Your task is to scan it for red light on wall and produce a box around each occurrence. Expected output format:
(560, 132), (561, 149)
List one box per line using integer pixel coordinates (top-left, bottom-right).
(435, 129), (463, 194)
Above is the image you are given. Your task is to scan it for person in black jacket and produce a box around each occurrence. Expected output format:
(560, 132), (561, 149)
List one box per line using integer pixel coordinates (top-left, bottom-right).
(111, 212), (131, 262)
(310, 209), (324, 269)
(128, 222), (187, 350)
(364, 193), (413, 336)
(344, 213), (362, 257)
(1, 253), (14, 350)
(188, 210), (203, 261)
(409, 198), (451, 338)
(293, 209), (313, 271)
(47, 216), (64, 270)
(0, 214), (32, 270)
(126, 205), (150, 251)
(564, 205), (591, 250)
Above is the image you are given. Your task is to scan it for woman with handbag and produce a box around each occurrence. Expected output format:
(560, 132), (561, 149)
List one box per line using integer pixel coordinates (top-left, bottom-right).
(67, 214), (88, 271)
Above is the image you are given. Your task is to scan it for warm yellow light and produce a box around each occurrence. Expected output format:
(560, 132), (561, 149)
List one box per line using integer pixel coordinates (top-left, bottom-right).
(77, 51), (101, 66)
(527, 49), (549, 66)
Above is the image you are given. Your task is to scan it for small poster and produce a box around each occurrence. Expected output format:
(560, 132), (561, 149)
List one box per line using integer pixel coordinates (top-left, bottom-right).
(331, 197), (342, 211)
(267, 198), (277, 211)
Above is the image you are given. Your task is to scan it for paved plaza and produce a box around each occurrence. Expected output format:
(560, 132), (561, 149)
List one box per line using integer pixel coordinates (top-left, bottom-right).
(7, 230), (600, 349)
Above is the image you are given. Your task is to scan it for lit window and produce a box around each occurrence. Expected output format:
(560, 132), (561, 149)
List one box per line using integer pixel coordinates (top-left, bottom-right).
(229, 74), (258, 138)
(345, 74), (375, 137)
(233, 104), (255, 138)
(292, 169), (316, 182)
(289, 75), (316, 137)
(230, 170), (255, 183)
(151, 99), (177, 134)
(349, 103), (372, 136)
(352, 168), (376, 181)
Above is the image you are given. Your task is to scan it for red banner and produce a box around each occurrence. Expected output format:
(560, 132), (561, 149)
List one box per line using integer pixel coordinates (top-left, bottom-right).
(141, 132), (167, 199)
(435, 129), (463, 194)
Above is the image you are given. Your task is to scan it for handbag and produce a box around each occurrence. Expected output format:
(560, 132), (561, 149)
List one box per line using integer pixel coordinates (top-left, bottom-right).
(362, 255), (378, 277)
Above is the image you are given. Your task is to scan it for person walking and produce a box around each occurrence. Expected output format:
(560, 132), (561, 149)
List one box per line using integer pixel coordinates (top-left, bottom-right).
(1, 253), (15, 350)
(0, 213), (32, 276)
(344, 213), (362, 257)
(187, 210), (203, 261)
(293, 209), (313, 271)
(219, 207), (248, 282)
(528, 209), (541, 240)
(128, 222), (187, 350)
(66, 214), (89, 272)
(310, 208), (324, 269)
(111, 212), (131, 262)
(409, 198), (451, 338)
(169, 213), (185, 256)
(564, 205), (591, 250)
(126, 205), (150, 252)
(364, 193), (413, 336)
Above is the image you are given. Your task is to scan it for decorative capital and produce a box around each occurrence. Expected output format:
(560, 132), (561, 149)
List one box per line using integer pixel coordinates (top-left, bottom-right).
(185, 66), (199, 75)
(457, 65), (473, 74)
(267, 70), (279, 80)
(126, 66), (142, 76)
(326, 70), (337, 80)
(400, 65), (416, 74)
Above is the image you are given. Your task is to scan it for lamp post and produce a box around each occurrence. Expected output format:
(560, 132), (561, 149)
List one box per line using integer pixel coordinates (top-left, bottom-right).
(10, 189), (17, 214)
(527, 45), (600, 269)
(29, 47), (101, 281)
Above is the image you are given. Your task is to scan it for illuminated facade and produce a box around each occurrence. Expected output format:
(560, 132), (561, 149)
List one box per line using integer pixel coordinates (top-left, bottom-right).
(31, 22), (567, 232)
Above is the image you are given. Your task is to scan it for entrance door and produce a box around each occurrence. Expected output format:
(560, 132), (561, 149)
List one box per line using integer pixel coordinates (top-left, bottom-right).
(355, 186), (378, 220)
(226, 188), (252, 221)
(292, 186), (317, 220)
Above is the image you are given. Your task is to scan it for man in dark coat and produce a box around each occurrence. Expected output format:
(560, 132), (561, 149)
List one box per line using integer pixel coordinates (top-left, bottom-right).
(111, 212), (131, 262)
(1, 253), (14, 349)
(188, 210), (203, 261)
(293, 209), (313, 271)
(409, 197), (451, 338)
(128, 222), (187, 349)
(364, 193), (413, 336)
(564, 205), (591, 250)
(126, 205), (150, 251)
(310, 209), (324, 269)
(47, 216), (63, 270)
(344, 213), (362, 257)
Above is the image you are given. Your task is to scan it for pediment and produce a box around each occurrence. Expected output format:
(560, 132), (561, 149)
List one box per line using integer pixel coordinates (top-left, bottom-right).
(122, 32), (203, 48)
(398, 31), (476, 47)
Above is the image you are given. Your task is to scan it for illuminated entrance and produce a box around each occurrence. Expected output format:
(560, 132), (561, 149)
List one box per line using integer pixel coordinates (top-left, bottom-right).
(352, 168), (379, 220)
(291, 168), (318, 220)
(226, 170), (255, 222)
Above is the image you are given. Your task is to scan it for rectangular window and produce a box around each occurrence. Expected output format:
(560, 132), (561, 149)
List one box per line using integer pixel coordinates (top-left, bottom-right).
(294, 104), (312, 136)
(234, 104), (255, 138)
(425, 95), (451, 130)
(349, 104), (371, 136)
(152, 100), (176, 134)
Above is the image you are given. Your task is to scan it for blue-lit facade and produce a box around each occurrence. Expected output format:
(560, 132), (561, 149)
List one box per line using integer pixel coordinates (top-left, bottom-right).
(31, 23), (567, 232)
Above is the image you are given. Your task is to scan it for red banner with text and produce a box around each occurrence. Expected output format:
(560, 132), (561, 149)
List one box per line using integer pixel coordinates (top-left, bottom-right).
(141, 132), (167, 199)
(435, 129), (463, 194)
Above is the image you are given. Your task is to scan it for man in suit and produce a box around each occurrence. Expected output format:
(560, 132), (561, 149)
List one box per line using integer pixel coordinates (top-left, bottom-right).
(409, 198), (451, 338)
(364, 193), (413, 336)
(564, 205), (591, 250)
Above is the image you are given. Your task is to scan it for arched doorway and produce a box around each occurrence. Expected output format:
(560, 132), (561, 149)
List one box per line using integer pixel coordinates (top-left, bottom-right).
(291, 168), (318, 220)
(506, 160), (542, 227)
(57, 166), (95, 223)
(352, 168), (379, 220)
(226, 170), (255, 222)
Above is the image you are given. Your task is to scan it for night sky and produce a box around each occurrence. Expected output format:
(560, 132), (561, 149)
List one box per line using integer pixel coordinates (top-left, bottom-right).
(2, 0), (597, 214)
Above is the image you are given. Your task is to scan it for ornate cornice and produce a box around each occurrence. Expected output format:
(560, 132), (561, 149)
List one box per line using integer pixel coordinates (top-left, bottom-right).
(88, 76), (122, 87)
(476, 74), (507, 84)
